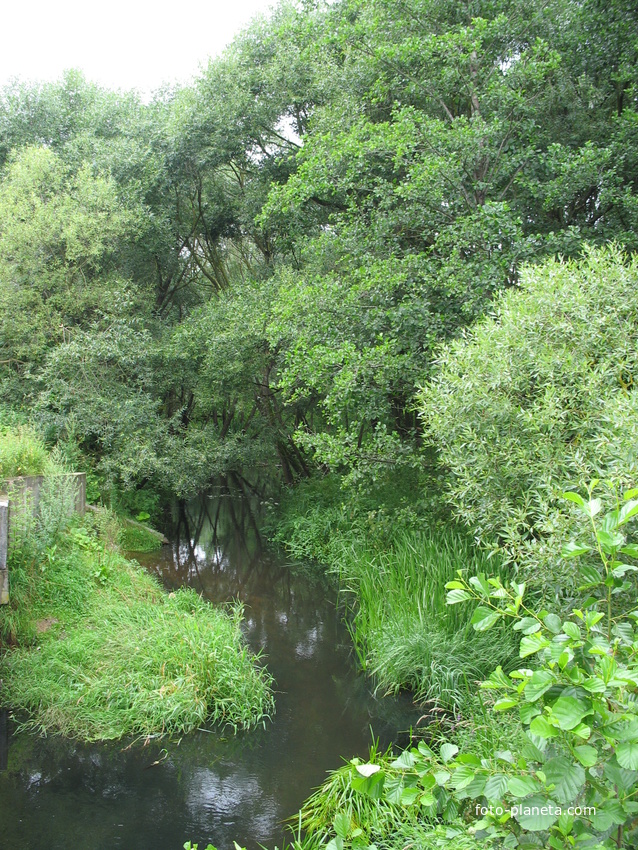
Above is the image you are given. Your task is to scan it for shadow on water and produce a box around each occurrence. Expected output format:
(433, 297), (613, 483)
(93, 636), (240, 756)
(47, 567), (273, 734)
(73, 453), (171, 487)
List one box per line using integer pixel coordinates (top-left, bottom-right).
(0, 477), (422, 850)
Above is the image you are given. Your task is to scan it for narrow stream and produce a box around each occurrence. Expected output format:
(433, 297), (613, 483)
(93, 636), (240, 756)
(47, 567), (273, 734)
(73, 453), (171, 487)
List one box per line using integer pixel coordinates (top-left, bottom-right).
(0, 485), (420, 850)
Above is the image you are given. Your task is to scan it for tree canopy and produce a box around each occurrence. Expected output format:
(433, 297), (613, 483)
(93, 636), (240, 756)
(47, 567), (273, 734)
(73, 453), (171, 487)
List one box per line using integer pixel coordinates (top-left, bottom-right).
(0, 0), (636, 500)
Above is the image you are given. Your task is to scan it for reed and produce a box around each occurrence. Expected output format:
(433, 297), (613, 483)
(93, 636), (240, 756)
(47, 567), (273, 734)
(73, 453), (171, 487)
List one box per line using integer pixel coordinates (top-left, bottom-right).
(332, 526), (517, 710)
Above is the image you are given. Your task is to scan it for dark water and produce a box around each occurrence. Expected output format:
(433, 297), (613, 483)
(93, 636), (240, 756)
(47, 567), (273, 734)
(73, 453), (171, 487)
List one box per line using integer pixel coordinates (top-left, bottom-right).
(0, 483), (420, 850)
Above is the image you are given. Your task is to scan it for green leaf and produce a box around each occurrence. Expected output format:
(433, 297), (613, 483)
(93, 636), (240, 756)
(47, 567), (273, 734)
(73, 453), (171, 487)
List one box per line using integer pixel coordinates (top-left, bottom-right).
(513, 616), (541, 634)
(603, 757), (638, 793)
(573, 745), (598, 767)
(549, 696), (592, 731)
(578, 564), (602, 588)
(508, 776), (539, 797)
(333, 812), (350, 840)
(621, 543), (638, 559)
(525, 670), (554, 702)
(400, 787), (420, 806)
(591, 800), (627, 831)
(520, 633), (550, 658)
(450, 764), (479, 790)
(440, 743), (459, 763)
(529, 716), (558, 738)
(611, 563), (638, 578)
(561, 540), (591, 559)
(446, 589), (472, 604)
(433, 770), (451, 786)
(471, 606), (500, 631)
(618, 499), (638, 526)
(543, 613), (562, 634)
(512, 794), (560, 831)
(616, 742), (638, 770)
(543, 757), (585, 804)
(444, 580), (466, 590)
(483, 773), (509, 800)
(494, 697), (519, 711)
(350, 770), (385, 798)
(585, 498), (602, 518)
(519, 702), (541, 724)
(562, 622), (581, 640)
(390, 751), (416, 770)
(417, 741), (434, 759)
(562, 492), (585, 508)
(597, 529), (624, 552)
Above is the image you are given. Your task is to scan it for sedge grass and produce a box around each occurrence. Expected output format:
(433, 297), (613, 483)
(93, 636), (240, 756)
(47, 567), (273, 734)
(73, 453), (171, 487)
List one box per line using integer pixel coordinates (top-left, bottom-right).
(331, 526), (518, 711)
(0, 524), (274, 740)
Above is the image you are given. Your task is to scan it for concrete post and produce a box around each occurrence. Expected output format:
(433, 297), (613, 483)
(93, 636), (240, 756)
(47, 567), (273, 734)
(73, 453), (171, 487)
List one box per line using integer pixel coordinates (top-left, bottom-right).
(72, 473), (86, 515)
(0, 498), (8, 605)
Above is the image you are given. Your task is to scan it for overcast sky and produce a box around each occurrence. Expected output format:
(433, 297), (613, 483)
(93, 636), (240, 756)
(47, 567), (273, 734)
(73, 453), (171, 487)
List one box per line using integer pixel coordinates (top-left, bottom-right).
(1, 0), (276, 96)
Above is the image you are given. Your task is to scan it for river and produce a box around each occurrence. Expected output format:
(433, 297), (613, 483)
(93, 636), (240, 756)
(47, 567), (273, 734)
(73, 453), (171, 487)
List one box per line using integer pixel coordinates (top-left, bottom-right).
(0, 483), (420, 850)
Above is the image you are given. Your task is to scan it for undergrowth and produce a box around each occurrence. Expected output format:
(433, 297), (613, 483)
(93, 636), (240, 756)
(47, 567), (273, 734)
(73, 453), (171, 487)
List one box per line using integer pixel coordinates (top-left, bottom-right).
(0, 426), (58, 479)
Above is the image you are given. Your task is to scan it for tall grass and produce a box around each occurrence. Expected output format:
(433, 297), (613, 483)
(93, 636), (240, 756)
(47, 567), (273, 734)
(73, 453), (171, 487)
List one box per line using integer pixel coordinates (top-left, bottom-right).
(332, 526), (517, 710)
(271, 474), (517, 711)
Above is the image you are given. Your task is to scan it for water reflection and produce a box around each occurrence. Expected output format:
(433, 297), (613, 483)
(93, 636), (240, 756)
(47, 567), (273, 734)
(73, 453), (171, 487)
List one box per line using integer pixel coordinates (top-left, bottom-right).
(0, 478), (420, 850)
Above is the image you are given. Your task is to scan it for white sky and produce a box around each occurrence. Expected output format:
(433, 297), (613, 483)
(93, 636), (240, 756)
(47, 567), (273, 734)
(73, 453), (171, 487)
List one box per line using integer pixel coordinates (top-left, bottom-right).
(1, 0), (277, 96)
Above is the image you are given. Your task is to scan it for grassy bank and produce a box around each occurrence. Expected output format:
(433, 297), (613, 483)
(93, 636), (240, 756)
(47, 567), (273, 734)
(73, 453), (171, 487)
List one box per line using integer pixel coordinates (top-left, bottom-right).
(0, 430), (273, 740)
(270, 473), (517, 711)
(0, 517), (273, 739)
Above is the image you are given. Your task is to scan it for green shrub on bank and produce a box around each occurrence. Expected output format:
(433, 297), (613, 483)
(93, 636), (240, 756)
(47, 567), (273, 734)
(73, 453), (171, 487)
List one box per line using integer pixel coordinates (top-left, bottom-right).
(419, 247), (638, 593)
(289, 486), (638, 850)
(334, 527), (517, 710)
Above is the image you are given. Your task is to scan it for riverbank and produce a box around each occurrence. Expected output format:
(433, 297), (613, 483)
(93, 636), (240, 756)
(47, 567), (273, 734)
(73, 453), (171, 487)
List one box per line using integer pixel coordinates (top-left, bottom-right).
(0, 496), (274, 741)
(269, 472), (518, 712)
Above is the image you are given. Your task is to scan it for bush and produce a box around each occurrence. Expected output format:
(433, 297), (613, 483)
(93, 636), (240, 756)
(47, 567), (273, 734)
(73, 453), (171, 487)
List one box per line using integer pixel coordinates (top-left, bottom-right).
(270, 473), (517, 709)
(419, 246), (638, 591)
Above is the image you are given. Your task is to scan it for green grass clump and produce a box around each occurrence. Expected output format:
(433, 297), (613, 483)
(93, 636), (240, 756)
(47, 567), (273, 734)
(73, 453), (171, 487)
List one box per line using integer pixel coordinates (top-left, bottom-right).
(118, 520), (163, 552)
(271, 475), (517, 711)
(334, 527), (517, 710)
(0, 427), (52, 479)
(0, 523), (274, 740)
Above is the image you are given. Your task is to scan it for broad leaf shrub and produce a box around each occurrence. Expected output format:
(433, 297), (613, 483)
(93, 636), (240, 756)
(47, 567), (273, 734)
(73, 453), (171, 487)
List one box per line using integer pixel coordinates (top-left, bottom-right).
(419, 247), (638, 592)
(307, 487), (638, 849)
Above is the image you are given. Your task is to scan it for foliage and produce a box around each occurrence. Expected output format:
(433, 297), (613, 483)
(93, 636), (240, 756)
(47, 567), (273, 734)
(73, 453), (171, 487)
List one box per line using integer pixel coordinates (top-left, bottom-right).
(333, 527), (517, 710)
(0, 517), (274, 740)
(260, 0), (638, 483)
(0, 0), (636, 498)
(419, 247), (638, 592)
(0, 427), (52, 478)
(298, 486), (638, 849)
